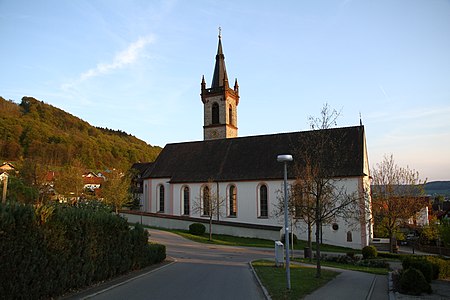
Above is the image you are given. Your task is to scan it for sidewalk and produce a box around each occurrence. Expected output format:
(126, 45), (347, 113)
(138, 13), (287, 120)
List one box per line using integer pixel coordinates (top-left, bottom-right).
(300, 264), (388, 300)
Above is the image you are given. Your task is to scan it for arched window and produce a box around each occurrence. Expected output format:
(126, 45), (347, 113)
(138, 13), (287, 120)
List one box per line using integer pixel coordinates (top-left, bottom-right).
(159, 185), (165, 212)
(347, 231), (353, 242)
(203, 186), (211, 216)
(229, 185), (237, 217)
(183, 186), (190, 215)
(212, 102), (219, 124)
(228, 105), (233, 125)
(260, 184), (268, 217)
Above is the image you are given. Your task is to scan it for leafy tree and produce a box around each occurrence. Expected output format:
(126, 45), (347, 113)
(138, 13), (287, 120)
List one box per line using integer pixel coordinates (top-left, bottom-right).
(371, 154), (426, 252)
(53, 161), (84, 202)
(4, 175), (38, 204)
(101, 169), (132, 214)
(419, 217), (440, 245)
(439, 219), (450, 248)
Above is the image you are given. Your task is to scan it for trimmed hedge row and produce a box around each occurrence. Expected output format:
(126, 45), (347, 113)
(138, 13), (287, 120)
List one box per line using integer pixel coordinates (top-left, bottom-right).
(0, 202), (166, 299)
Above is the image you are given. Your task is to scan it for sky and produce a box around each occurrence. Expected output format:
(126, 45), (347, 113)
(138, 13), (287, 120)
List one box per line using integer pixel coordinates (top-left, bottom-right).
(1, 0), (449, 181)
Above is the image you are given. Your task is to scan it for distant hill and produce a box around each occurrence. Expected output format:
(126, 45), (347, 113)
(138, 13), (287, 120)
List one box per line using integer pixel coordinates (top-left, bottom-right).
(0, 96), (161, 171)
(425, 181), (450, 198)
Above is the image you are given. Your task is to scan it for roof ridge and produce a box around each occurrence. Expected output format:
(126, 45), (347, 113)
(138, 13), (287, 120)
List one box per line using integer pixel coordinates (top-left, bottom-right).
(165, 125), (364, 146)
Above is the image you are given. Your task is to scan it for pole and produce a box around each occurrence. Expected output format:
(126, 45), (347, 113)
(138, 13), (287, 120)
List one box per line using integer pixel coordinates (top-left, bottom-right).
(2, 175), (8, 204)
(283, 161), (291, 290)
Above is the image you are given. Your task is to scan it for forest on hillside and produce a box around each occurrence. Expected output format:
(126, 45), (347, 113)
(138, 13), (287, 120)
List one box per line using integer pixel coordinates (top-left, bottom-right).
(0, 96), (161, 171)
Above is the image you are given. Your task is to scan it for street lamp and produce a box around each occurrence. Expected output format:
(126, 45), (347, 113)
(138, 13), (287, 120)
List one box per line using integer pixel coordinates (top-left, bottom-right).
(277, 154), (293, 290)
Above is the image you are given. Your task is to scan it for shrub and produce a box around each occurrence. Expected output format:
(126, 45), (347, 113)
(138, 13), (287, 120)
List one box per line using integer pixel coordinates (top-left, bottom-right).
(148, 243), (167, 264)
(402, 257), (433, 283)
(189, 223), (206, 235)
(362, 245), (378, 259)
(399, 268), (431, 295)
(356, 259), (389, 268)
(423, 256), (450, 280)
(377, 251), (402, 259)
(322, 254), (359, 264)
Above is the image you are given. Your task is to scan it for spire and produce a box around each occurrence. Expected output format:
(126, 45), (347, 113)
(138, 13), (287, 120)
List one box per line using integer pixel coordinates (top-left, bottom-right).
(234, 78), (239, 96)
(211, 27), (229, 89)
(201, 75), (206, 88)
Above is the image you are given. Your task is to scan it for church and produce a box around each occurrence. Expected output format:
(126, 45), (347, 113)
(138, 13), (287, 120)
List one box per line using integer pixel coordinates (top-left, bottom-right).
(130, 34), (373, 249)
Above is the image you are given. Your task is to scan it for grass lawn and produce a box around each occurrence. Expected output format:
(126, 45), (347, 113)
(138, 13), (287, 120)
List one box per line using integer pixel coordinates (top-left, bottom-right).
(145, 225), (358, 253)
(252, 260), (339, 300)
(294, 258), (389, 275)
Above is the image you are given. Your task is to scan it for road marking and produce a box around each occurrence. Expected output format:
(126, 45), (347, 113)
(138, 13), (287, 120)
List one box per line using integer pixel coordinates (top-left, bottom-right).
(365, 275), (377, 300)
(82, 258), (177, 299)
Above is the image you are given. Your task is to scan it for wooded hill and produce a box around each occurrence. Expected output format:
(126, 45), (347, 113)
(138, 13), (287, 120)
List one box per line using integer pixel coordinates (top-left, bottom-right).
(0, 96), (161, 171)
(425, 181), (450, 198)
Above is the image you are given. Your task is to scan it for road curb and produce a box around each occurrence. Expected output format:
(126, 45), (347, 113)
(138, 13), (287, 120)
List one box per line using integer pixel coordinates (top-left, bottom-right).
(249, 260), (272, 300)
(365, 274), (377, 300)
(62, 258), (177, 300)
(388, 272), (396, 300)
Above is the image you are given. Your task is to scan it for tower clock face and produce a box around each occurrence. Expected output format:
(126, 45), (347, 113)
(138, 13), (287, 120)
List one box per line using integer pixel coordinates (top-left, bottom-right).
(211, 130), (218, 138)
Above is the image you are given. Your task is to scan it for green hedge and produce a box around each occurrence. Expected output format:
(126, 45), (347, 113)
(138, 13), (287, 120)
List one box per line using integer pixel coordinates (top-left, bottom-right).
(401, 255), (450, 281)
(377, 251), (403, 259)
(423, 256), (450, 280)
(0, 202), (166, 299)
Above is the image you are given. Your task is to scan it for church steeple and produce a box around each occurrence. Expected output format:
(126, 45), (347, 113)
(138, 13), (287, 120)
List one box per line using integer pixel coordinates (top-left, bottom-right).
(211, 30), (229, 89)
(201, 29), (240, 140)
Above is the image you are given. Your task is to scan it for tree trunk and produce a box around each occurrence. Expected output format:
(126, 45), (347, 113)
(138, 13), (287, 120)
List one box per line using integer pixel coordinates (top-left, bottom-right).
(315, 220), (321, 278)
(209, 215), (213, 241)
(308, 222), (313, 262)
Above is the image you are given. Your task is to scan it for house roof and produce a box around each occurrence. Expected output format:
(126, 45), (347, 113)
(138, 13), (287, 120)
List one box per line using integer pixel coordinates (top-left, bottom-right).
(144, 125), (367, 183)
(83, 177), (103, 185)
(0, 162), (15, 171)
(133, 162), (154, 179)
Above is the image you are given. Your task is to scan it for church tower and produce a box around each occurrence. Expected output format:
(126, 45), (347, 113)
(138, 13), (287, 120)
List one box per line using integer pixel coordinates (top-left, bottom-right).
(201, 30), (239, 140)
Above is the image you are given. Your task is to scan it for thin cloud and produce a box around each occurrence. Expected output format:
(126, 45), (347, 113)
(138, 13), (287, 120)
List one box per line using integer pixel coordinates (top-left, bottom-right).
(379, 85), (390, 102)
(62, 35), (155, 89)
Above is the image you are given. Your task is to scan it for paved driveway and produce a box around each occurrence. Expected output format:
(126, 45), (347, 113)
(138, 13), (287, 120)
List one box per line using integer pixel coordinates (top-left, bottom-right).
(80, 229), (270, 300)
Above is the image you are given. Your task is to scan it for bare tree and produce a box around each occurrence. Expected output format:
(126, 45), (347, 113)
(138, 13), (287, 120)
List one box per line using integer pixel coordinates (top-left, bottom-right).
(193, 180), (226, 241)
(274, 181), (315, 260)
(295, 104), (361, 278)
(292, 178), (317, 260)
(371, 154), (426, 252)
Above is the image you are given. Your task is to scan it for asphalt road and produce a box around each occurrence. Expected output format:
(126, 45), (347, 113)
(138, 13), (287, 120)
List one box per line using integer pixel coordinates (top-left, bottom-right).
(82, 229), (271, 300)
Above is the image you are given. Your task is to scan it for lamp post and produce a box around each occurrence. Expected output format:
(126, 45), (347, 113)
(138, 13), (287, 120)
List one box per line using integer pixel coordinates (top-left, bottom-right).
(277, 154), (293, 290)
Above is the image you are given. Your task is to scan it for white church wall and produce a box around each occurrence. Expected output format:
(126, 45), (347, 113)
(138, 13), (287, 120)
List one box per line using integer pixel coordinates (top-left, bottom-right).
(142, 176), (369, 249)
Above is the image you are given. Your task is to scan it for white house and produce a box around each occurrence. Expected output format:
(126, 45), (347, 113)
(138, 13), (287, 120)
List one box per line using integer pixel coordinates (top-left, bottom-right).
(132, 34), (372, 249)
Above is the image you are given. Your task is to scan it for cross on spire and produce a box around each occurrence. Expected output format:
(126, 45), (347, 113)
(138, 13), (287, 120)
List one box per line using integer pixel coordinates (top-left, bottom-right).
(218, 26), (222, 39)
